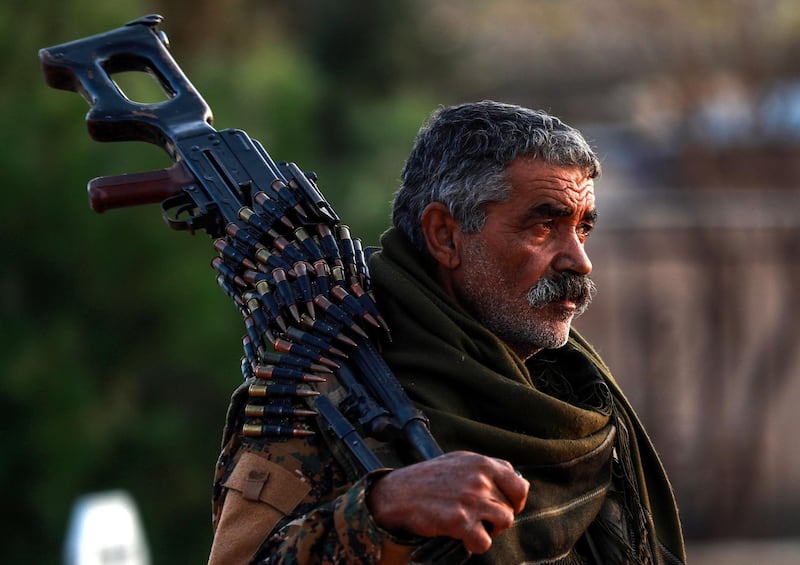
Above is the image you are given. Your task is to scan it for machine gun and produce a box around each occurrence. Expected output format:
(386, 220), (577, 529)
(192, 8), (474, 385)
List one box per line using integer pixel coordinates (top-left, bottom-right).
(40, 14), (466, 564)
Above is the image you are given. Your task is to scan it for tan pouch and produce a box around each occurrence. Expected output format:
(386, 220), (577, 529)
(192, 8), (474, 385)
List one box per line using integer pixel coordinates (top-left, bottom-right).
(208, 451), (311, 565)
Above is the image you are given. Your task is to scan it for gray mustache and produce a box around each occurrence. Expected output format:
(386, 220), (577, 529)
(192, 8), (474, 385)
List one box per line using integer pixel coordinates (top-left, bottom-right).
(527, 273), (597, 312)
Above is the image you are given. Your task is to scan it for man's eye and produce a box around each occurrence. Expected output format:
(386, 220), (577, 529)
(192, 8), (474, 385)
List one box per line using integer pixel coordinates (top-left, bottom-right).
(577, 223), (594, 238)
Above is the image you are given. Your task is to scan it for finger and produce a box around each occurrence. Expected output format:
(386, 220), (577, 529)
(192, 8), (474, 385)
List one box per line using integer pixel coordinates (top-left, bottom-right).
(491, 464), (530, 514)
(461, 520), (493, 555)
(479, 499), (516, 537)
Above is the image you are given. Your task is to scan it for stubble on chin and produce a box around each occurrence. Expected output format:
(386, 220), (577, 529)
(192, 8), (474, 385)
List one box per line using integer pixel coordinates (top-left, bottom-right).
(461, 288), (576, 358)
(454, 239), (590, 357)
(528, 308), (574, 351)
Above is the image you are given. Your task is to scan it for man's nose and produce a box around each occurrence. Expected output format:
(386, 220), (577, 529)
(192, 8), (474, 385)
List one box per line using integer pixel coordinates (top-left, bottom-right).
(552, 234), (592, 275)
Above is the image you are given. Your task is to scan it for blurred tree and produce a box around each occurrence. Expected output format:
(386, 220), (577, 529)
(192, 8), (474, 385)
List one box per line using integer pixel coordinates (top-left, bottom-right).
(3, 2), (237, 562)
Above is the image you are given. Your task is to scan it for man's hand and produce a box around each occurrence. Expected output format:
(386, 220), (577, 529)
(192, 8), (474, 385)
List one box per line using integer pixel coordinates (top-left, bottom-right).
(366, 451), (530, 555)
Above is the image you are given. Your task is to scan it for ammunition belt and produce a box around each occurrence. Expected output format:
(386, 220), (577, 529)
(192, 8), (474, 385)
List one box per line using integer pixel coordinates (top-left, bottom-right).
(209, 183), (390, 444)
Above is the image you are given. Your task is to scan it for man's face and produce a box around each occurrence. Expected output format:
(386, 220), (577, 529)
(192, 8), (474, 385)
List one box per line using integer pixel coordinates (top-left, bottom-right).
(452, 158), (597, 359)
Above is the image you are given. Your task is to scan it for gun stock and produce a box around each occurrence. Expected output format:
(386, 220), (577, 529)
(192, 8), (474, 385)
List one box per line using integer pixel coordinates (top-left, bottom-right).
(40, 14), (213, 147)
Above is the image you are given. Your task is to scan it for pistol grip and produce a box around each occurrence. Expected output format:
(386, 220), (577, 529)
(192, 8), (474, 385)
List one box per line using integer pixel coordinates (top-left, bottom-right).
(87, 162), (194, 213)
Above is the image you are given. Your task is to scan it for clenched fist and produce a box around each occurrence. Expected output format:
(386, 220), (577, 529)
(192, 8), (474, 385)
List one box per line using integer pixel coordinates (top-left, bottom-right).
(367, 451), (530, 555)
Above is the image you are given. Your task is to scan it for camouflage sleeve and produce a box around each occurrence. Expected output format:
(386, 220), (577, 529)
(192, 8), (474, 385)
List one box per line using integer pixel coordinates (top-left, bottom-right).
(211, 424), (422, 564)
(209, 375), (425, 564)
(255, 471), (394, 564)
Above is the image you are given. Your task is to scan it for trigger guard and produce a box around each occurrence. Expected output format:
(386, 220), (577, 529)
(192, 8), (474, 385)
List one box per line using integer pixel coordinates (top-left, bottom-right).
(161, 193), (200, 232)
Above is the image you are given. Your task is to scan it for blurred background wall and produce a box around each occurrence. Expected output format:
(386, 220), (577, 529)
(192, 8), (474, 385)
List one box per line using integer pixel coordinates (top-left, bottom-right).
(4, 0), (798, 562)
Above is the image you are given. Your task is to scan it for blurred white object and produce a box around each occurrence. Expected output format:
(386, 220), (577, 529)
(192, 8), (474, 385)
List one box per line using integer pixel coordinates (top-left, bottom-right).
(64, 490), (151, 565)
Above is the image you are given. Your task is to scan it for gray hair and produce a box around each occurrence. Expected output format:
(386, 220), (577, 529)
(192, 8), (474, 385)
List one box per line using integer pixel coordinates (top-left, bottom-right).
(391, 100), (601, 255)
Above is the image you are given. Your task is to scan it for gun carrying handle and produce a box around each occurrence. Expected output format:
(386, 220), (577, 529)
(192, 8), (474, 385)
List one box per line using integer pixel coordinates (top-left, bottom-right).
(39, 14), (213, 147)
(88, 161), (194, 213)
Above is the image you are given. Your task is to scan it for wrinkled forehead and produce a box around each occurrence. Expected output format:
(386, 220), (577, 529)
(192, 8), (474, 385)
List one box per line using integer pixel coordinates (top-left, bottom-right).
(506, 158), (596, 209)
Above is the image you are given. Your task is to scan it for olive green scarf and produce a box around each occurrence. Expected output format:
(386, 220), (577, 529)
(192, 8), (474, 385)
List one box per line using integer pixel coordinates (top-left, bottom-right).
(369, 228), (685, 565)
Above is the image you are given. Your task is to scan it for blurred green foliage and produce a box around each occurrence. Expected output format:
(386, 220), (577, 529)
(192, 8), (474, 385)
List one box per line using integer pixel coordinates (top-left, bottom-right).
(3, 0), (451, 562)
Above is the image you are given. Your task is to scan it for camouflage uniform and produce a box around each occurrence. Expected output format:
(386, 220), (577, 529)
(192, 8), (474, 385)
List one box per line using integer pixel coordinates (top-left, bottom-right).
(209, 378), (421, 565)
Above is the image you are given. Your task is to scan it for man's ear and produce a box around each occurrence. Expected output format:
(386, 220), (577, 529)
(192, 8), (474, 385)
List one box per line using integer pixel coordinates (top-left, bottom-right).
(420, 202), (462, 270)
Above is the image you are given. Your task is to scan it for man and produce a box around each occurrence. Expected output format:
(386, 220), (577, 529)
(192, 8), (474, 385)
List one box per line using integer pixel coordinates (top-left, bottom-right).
(209, 101), (686, 564)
